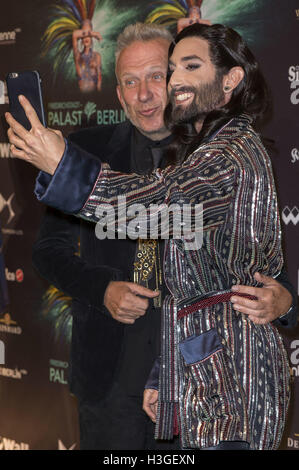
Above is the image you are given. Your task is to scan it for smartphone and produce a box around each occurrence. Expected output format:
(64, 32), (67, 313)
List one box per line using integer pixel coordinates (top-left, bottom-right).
(6, 70), (46, 131)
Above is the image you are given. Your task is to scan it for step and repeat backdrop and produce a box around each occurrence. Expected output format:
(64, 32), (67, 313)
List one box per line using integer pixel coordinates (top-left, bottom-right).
(0, 0), (298, 451)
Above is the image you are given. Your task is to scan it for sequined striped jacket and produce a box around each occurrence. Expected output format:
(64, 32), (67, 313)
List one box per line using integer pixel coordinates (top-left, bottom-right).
(35, 114), (290, 449)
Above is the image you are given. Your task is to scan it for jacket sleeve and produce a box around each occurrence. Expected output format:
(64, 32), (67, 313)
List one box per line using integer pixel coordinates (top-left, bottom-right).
(32, 206), (124, 316)
(272, 267), (298, 329)
(35, 139), (236, 235)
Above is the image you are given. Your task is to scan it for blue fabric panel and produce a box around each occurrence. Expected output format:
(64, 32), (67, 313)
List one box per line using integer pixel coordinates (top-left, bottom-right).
(179, 328), (222, 365)
(144, 357), (160, 390)
(35, 139), (102, 214)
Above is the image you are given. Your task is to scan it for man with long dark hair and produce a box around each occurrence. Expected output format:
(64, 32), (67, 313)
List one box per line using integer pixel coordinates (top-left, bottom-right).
(5, 23), (294, 449)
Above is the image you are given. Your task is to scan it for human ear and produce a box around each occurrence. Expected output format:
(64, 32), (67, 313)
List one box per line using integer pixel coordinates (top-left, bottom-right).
(116, 85), (124, 107)
(223, 66), (245, 93)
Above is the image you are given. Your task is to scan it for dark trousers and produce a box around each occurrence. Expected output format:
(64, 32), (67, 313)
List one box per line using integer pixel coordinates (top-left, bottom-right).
(78, 383), (180, 450)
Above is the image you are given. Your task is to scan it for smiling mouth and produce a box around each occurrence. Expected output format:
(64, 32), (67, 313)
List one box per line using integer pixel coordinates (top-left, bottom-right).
(174, 92), (194, 104)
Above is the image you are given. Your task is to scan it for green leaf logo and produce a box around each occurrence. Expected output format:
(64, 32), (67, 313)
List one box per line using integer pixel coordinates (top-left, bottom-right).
(84, 102), (97, 122)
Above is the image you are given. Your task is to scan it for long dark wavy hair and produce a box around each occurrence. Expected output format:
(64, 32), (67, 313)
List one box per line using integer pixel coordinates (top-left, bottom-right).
(164, 23), (273, 165)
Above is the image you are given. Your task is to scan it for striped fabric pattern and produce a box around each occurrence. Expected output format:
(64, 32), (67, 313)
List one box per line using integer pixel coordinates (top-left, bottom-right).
(80, 114), (290, 449)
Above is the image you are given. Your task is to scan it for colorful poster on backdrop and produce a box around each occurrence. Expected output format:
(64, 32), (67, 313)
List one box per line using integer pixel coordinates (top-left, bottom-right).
(0, 0), (298, 450)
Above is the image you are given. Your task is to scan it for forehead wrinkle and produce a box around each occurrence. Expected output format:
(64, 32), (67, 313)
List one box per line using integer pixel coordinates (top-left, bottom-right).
(121, 65), (165, 78)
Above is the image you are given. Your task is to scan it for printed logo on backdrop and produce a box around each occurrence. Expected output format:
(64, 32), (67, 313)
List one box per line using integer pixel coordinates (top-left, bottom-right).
(0, 193), (15, 224)
(48, 101), (126, 127)
(58, 439), (76, 450)
(291, 148), (299, 164)
(0, 436), (29, 450)
(290, 339), (299, 379)
(288, 433), (299, 450)
(49, 358), (69, 385)
(0, 28), (21, 46)
(0, 312), (22, 335)
(0, 340), (4, 365)
(282, 206), (299, 226)
(0, 142), (13, 158)
(5, 267), (24, 283)
(0, 365), (27, 380)
(289, 66), (299, 104)
(0, 80), (8, 105)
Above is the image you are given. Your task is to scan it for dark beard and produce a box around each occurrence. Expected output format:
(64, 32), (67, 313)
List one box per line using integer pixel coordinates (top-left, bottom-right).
(168, 74), (225, 125)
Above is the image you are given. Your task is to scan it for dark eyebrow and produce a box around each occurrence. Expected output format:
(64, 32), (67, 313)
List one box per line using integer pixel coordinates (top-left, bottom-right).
(169, 55), (204, 67)
(181, 55), (203, 62)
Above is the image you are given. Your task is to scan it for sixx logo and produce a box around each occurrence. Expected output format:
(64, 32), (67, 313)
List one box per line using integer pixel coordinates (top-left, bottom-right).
(290, 340), (299, 378)
(281, 206), (299, 226)
(291, 148), (299, 163)
(0, 436), (29, 450)
(5, 268), (24, 283)
(288, 66), (299, 104)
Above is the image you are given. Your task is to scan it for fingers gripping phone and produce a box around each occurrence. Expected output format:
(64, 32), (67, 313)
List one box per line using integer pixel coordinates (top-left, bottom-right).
(6, 70), (46, 131)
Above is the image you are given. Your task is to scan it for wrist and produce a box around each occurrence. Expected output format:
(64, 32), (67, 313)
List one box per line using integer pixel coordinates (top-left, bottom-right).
(279, 303), (294, 319)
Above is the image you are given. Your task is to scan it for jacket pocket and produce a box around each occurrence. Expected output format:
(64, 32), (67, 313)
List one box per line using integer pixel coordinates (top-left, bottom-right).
(179, 328), (222, 365)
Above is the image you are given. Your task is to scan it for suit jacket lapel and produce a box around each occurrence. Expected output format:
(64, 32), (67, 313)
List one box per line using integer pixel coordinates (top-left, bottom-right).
(104, 120), (132, 173)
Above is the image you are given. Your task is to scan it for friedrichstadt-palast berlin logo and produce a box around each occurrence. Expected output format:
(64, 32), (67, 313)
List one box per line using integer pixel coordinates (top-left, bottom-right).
(49, 358), (68, 385)
(47, 101), (126, 127)
(289, 65), (299, 104)
(282, 206), (299, 226)
(93, 196), (203, 251)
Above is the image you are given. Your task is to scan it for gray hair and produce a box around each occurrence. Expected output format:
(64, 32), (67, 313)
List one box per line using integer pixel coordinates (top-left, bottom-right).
(115, 22), (173, 64)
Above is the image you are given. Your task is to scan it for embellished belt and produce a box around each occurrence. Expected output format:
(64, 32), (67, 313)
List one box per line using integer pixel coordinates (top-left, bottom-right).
(177, 290), (257, 320)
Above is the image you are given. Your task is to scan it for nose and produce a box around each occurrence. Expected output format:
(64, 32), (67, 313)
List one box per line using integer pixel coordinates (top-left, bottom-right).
(137, 79), (153, 102)
(168, 68), (183, 91)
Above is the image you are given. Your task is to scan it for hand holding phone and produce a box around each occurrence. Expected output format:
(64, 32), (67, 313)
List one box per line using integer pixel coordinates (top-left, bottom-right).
(5, 92), (65, 175)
